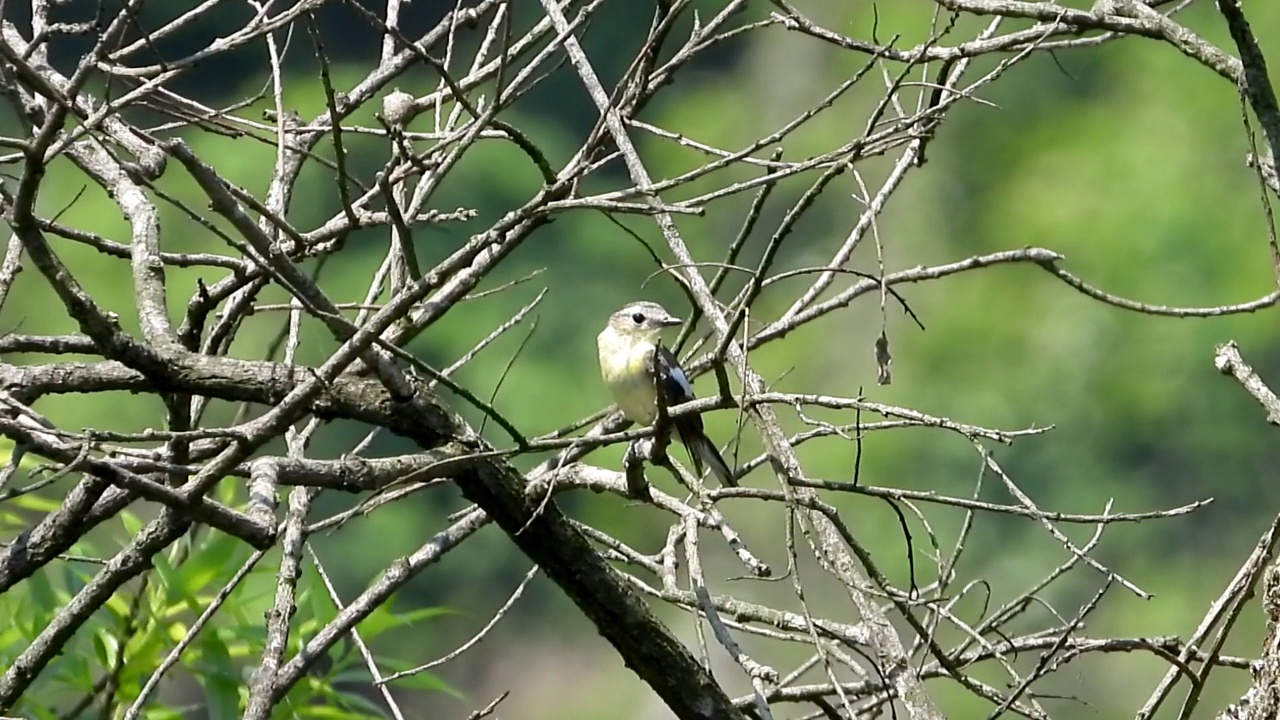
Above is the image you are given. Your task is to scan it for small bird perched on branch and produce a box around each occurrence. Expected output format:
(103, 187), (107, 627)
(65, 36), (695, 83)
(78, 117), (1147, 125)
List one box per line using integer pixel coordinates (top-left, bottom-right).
(596, 300), (738, 487)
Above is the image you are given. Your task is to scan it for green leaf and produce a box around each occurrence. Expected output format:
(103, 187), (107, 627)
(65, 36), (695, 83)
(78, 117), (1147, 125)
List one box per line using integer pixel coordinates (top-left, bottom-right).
(26, 568), (62, 612)
(296, 690), (386, 720)
(50, 648), (93, 692)
(8, 493), (62, 513)
(198, 633), (240, 720)
(0, 509), (27, 530)
(61, 562), (91, 597)
(356, 604), (456, 641)
(332, 688), (391, 719)
(92, 628), (114, 667)
(121, 509), (144, 536)
(382, 667), (460, 695)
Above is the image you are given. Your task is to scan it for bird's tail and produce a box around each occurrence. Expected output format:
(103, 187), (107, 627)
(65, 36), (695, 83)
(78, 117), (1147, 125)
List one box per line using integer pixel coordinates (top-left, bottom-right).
(689, 434), (739, 487)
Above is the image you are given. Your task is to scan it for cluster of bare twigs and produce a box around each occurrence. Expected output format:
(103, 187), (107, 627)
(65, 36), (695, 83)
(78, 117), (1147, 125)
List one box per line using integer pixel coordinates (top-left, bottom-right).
(0, 0), (1278, 718)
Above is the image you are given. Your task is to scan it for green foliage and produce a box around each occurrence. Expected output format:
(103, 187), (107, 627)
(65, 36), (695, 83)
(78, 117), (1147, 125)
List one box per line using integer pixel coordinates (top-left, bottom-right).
(0, 497), (457, 718)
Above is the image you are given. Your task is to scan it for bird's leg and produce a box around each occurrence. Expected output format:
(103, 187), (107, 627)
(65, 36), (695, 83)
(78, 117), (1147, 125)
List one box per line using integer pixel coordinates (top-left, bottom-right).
(626, 438), (697, 498)
(622, 440), (652, 500)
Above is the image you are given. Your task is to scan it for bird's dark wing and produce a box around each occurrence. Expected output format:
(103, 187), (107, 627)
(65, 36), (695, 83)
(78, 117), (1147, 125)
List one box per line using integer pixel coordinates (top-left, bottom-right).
(655, 344), (699, 417)
(654, 344), (738, 486)
(655, 343), (708, 471)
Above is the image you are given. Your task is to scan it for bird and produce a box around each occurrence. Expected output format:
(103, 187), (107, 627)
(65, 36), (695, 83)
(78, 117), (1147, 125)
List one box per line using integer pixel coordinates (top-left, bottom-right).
(596, 300), (738, 487)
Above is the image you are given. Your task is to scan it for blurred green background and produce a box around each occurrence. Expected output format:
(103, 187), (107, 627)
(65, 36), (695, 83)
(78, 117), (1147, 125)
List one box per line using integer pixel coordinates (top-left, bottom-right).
(3, 1), (1280, 718)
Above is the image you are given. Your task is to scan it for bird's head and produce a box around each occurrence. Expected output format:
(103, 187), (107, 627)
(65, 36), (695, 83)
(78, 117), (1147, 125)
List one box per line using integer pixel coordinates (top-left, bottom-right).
(607, 301), (682, 342)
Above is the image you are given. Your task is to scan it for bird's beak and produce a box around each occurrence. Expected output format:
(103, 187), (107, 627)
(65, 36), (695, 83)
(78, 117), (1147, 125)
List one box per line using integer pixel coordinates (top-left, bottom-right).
(661, 315), (683, 327)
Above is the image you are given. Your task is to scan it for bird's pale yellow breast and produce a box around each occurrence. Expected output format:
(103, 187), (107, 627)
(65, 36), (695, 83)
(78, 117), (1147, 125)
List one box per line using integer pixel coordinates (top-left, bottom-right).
(597, 326), (660, 425)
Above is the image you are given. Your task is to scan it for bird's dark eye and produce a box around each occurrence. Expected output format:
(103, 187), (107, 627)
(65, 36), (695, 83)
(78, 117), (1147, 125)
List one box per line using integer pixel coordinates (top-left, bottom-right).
(631, 312), (646, 324)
